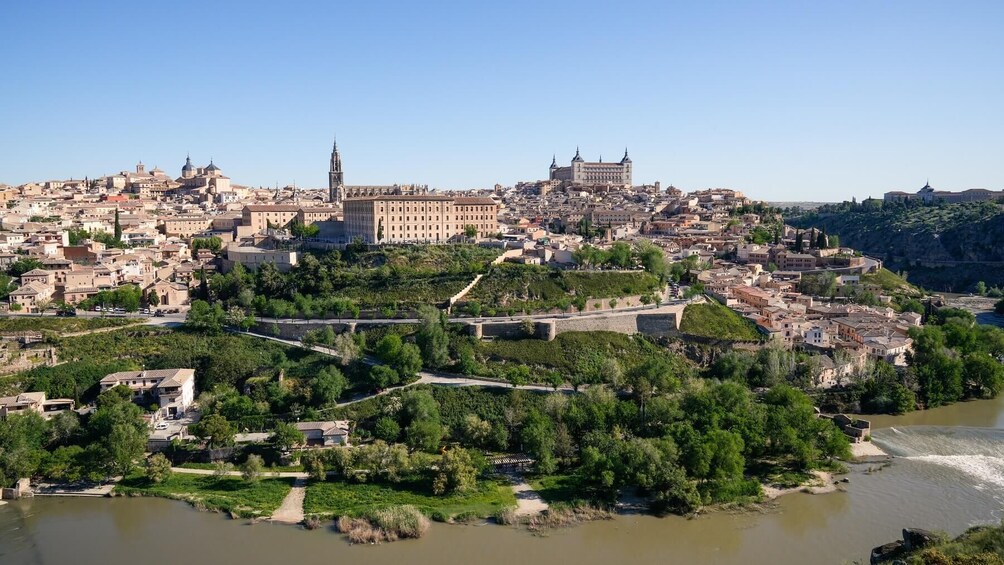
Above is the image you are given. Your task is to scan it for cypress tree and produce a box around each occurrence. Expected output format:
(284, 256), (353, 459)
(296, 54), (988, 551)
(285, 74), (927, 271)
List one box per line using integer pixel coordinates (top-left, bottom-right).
(113, 208), (122, 242)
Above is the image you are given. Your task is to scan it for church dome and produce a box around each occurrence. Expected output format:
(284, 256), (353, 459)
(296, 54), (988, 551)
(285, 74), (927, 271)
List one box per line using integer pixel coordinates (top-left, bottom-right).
(182, 156), (194, 172)
(205, 161), (220, 172)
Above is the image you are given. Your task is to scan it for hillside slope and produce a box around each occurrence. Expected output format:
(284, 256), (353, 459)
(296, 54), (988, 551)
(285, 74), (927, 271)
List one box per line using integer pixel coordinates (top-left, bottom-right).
(788, 200), (1004, 291)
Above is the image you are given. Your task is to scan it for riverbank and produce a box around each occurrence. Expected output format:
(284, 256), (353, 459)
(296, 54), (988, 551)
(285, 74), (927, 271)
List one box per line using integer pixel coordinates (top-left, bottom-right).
(114, 473), (295, 518)
(850, 441), (889, 460)
(761, 470), (840, 500)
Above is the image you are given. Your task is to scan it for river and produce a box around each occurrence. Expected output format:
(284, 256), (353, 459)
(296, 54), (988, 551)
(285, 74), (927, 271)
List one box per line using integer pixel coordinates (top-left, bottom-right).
(3, 395), (1003, 565)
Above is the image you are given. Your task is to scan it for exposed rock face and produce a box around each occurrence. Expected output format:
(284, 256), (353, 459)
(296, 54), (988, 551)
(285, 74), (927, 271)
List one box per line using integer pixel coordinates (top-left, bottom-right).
(870, 528), (939, 563)
(870, 540), (904, 564)
(902, 528), (938, 551)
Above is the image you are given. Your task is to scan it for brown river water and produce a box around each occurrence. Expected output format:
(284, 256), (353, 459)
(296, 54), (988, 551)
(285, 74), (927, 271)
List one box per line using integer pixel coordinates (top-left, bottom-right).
(3, 395), (1003, 565)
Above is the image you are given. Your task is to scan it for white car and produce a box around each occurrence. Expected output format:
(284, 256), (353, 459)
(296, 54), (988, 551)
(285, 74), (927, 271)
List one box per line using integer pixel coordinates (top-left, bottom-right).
(154, 422), (170, 430)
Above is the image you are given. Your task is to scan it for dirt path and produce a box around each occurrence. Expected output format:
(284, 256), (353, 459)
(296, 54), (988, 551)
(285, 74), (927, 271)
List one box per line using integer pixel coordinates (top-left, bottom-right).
(171, 467), (308, 478)
(270, 478), (307, 524)
(508, 475), (548, 516)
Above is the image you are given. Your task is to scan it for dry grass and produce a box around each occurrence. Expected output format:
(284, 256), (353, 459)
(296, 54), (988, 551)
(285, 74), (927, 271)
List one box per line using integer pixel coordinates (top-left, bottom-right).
(336, 505), (430, 544)
(525, 504), (613, 533)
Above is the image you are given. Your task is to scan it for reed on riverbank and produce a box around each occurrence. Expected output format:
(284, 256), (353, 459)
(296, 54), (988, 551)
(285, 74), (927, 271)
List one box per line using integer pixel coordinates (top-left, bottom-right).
(336, 505), (431, 543)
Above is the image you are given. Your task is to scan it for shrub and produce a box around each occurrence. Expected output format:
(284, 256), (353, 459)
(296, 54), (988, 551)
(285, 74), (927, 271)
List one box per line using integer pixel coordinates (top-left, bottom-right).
(145, 453), (172, 484)
(494, 506), (518, 525)
(241, 455), (264, 483)
(337, 505), (431, 543)
(369, 505), (430, 539)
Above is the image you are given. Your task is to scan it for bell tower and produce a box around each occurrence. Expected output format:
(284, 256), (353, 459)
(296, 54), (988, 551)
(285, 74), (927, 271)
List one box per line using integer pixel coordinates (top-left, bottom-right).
(328, 136), (344, 204)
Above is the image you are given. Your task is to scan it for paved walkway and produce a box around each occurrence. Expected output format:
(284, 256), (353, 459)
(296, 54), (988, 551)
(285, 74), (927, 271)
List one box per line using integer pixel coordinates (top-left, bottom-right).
(270, 477), (307, 523)
(242, 331), (575, 410)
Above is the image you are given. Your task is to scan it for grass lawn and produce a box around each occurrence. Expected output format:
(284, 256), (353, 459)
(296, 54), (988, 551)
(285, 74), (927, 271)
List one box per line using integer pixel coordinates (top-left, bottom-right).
(477, 331), (690, 376)
(527, 474), (590, 506)
(0, 316), (142, 334)
(303, 477), (516, 519)
(116, 472), (294, 518)
(679, 302), (762, 341)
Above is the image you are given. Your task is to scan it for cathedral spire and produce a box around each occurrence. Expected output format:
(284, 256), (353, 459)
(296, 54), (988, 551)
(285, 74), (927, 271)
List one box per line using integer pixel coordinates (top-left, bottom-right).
(329, 134), (345, 204)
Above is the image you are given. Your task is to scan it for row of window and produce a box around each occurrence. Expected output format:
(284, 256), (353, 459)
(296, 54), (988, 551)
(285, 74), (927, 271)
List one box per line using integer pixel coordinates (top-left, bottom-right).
(380, 215), (492, 222)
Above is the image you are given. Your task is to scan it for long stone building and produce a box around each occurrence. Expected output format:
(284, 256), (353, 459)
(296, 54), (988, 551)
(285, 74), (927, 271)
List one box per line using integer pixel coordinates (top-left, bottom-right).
(549, 148), (632, 187)
(343, 195), (499, 244)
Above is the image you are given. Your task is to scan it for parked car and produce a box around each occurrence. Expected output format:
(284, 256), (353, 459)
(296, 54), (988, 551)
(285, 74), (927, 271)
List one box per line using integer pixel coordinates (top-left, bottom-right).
(154, 422), (169, 430)
(154, 311), (165, 317)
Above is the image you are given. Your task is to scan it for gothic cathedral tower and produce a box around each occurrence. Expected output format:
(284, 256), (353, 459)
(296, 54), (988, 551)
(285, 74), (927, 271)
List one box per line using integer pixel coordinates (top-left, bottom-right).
(328, 136), (344, 204)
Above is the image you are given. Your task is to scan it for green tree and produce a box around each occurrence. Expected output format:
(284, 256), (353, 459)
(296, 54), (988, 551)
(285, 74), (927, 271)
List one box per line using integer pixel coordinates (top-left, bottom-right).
(608, 241), (633, 268)
(393, 343), (423, 380)
(406, 419), (443, 453)
(113, 208), (122, 242)
(416, 305), (450, 369)
(301, 451), (326, 481)
(375, 334), (403, 362)
(87, 400), (148, 476)
(312, 366), (347, 405)
(460, 414), (492, 447)
(373, 417), (401, 442)
(145, 453), (172, 484)
(191, 414), (235, 448)
(466, 301), (482, 317)
(8, 258), (43, 278)
(975, 281), (988, 296)
(241, 454), (264, 483)
(270, 422), (306, 451)
(192, 236), (223, 253)
(432, 447), (478, 495)
(464, 224), (478, 239)
(704, 429), (745, 482)
(0, 411), (49, 487)
(962, 353), (1004, 399)
(185, 300), (225, 334)
(815, 229), (827, 249)
(369, 364), (400, 390)
(520, 409), (556, 473)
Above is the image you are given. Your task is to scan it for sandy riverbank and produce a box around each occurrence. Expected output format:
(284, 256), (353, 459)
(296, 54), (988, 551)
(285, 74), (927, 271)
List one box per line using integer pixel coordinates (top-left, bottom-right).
(850, 441), (889, 459)
(762, 470), (840, 500)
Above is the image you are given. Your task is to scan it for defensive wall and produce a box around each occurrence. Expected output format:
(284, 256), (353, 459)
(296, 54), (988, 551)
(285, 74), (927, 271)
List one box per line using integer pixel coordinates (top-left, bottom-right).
(253, 302), (690, 343)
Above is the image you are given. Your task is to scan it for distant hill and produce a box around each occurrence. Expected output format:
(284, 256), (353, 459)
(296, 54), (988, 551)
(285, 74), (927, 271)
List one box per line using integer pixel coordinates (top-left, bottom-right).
(787, 199), (1004, 293)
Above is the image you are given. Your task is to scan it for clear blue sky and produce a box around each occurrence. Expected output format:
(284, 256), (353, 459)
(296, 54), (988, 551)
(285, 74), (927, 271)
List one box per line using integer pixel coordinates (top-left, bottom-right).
(2, 1), (1002, 201)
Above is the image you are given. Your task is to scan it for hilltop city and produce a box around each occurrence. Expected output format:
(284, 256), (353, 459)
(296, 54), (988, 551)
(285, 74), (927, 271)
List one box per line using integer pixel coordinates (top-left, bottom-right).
(1, 139), (1002, 554)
